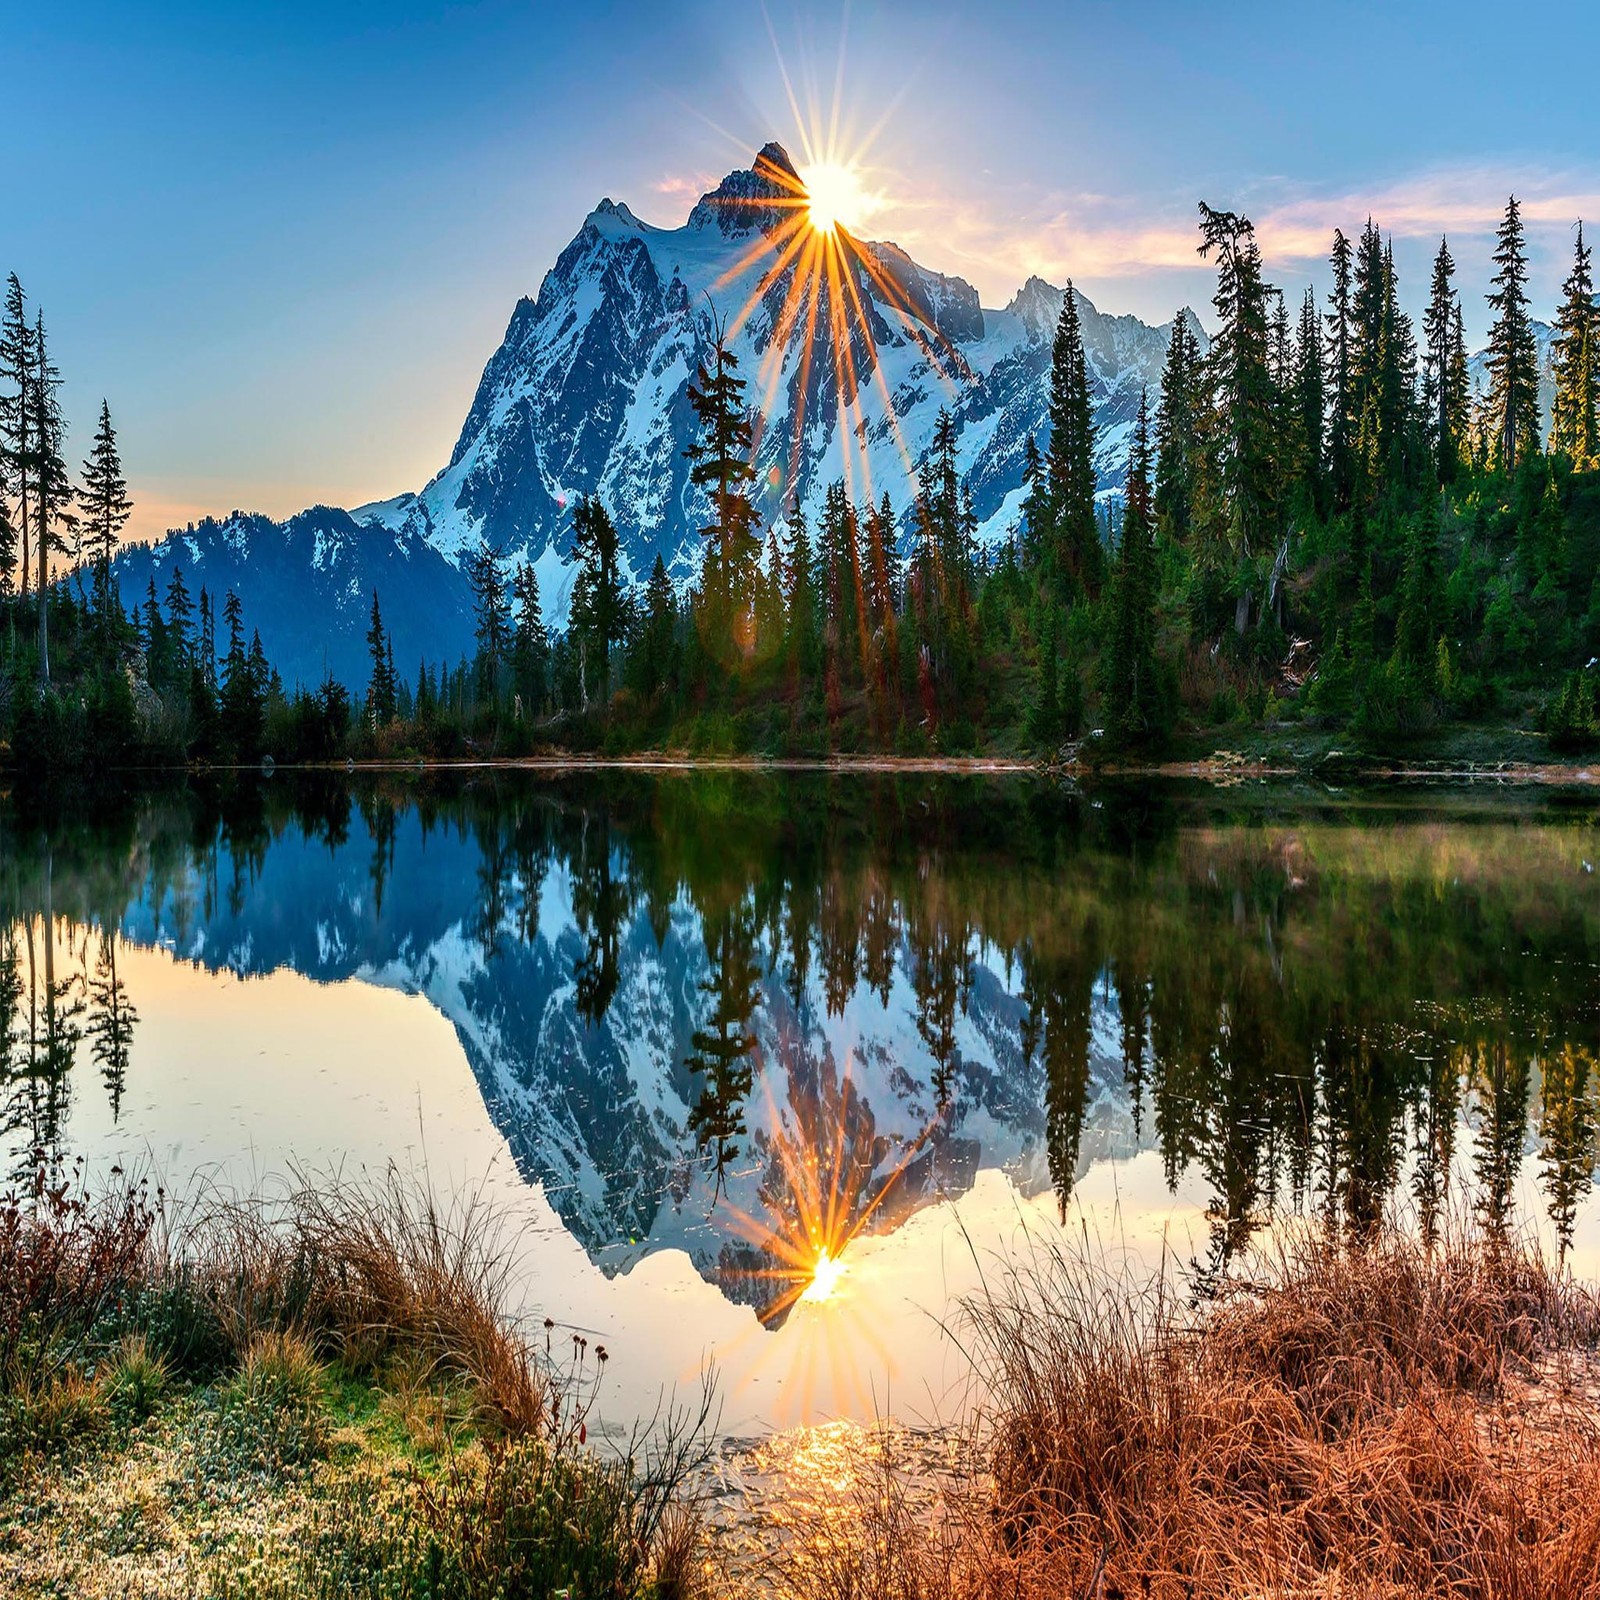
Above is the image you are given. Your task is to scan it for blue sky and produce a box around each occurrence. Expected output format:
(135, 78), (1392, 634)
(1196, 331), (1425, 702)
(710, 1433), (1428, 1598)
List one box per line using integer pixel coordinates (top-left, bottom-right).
(9, 0), (1600, 540)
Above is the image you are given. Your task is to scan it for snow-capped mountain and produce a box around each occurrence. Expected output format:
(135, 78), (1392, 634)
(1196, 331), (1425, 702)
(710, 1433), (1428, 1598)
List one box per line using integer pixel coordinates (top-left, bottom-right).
(352, 144), (1199, 597)
(118, 143), (1199, 687)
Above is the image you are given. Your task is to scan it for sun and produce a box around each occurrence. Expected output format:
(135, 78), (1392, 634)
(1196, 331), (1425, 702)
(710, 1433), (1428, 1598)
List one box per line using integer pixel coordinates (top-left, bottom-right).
(799, 162), (870, 235)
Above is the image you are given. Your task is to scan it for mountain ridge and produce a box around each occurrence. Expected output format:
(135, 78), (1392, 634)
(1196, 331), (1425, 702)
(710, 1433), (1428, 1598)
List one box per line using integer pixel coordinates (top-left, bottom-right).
(116, 144), (1204, 687)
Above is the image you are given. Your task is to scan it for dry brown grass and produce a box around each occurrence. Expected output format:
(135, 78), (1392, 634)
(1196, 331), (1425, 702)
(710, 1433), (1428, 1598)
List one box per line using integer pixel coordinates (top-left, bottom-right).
(169, 1167), (547, 1437)
(758, 1225), (1600, 1600)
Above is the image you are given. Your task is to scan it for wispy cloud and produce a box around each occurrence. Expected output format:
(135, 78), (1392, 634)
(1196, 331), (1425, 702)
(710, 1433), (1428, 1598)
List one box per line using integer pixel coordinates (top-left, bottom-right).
(851, 162), (1600, 309)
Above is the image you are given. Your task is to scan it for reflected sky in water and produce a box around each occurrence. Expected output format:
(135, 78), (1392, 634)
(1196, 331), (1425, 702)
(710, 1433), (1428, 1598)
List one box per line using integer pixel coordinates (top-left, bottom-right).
(1, 772), (1597, 1433)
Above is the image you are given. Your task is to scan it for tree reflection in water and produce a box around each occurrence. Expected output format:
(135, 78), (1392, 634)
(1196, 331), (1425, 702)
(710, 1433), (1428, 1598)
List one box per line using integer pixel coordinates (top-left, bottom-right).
(0, 772), (1596, 1306)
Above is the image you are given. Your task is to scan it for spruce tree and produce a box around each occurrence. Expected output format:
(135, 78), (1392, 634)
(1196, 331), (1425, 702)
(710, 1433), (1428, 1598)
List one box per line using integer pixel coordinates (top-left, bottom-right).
(1102, 389), (1161, 744)
(1550, 223), (1599, 470)
(1325, 230), (1355, 510)
(1044, 284), (1100, 594)
(569, 497), (626, 706)
(1485, 195), (1542, 470)
(79, 399), (132, 654)
(198, 586), (216, 689)
(1197, 203), (1279, 625)
(1292, 287), (1326, 507)
(1028, 610), (1061, 748)
(1422, 237), (1469, 484)
(465, 542), (510, 706)
(29, 310), (75, 688)
(685, 318), (759, 622)
(366, 591), (395, 722)
(1154, 312), (1201, 541)
(164, 565), (193, 677)
(0, 500), (13, 601)
(640, 553), (677, 693)
(511, 561), (548, 715)
(782, 502), (818, 673)
(0, 275), (31, 599)
(864, 490), (900, 654)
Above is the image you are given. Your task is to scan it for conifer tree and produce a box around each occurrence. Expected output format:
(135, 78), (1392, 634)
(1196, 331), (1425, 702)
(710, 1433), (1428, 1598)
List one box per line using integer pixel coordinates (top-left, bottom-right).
(1154, 312), (1201, 541)
(1292, 287), (1326, 506)
(864, 491), (900, 657)
(1422, 237), (1469, 484)
(1486, 195), (1542, 470)
(366, 591), (395, 722)
(511, 561), (548, 715)
(1029, 609), (1061, 748)
(1550, 223), (1599, 470)
(685, 317), (759, 621)
(0, 500), (13, 601)
(164, 565), (193, 677)
(1197, 203), (1279, 626)
(1325, 230), (1355, 509)
(1102, 390), (1161, 743)
(640, 553), (677, 693)
(1043, 284), (1101, 594)
(198, 586), (216, 689)
(782, 502), (818, 673)
(79, 399), (132, 652)
(0, 275), (32, 599)
(1019, 432), (1047, 560)
(29, 310), (75, 687)
(465, 542), (511, 705)
(569, 497), (626, 706)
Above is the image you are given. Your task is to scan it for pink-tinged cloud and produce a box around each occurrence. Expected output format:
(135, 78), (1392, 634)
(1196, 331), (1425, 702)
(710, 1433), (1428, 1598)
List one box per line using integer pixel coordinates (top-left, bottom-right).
(852, 163), (1600, 307)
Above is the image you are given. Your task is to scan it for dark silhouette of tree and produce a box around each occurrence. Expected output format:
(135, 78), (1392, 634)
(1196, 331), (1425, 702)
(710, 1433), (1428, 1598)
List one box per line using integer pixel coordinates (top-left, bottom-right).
(686, 903), (762, 1200)
(79, 400), (132, 656)
(85, 928), (137, 1121)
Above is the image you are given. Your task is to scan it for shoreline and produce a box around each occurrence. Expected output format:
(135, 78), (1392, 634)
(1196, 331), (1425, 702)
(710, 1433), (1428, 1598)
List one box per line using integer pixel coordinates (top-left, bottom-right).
(66, 747), (1600, 784)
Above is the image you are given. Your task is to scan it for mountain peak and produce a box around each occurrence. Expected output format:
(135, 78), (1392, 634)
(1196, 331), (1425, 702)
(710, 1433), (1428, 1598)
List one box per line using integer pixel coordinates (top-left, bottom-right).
(753, 141), (799, 183)
(686, 141), (803, 237)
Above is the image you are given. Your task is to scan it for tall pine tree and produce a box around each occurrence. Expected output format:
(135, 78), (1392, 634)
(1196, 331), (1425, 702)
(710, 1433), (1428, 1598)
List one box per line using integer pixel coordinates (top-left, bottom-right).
(685, 316), (760, 627)
(1043, 284), (1101, 595)
(1102, 389), (1162, 744)
(1550, 223), (1599, 470)
(79, 399), (132, 653)
(1154, 312), (1202, 541)
(569, 497), (627, 706)
(1422, 237), (1469, 484)
(1485, 195), (1542, 470)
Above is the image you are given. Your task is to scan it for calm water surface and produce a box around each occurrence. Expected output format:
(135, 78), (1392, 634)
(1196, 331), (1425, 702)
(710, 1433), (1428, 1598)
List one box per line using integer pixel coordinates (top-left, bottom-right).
(1, 772), (1597, 1435)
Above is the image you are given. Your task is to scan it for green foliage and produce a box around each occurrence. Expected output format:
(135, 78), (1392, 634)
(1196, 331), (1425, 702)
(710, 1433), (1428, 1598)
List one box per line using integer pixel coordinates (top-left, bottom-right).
(7, 194), (1600, 777)
(1545, 666), (1600, 751)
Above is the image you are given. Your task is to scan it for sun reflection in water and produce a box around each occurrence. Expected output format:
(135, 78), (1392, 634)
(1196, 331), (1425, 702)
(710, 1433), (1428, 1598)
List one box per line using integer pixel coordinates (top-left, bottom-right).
(800, 1246), (845, 1303)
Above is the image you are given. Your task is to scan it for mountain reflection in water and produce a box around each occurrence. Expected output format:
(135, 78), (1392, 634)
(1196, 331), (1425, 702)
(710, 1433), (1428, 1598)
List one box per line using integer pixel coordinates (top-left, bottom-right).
(1, 771), (1598, 1332)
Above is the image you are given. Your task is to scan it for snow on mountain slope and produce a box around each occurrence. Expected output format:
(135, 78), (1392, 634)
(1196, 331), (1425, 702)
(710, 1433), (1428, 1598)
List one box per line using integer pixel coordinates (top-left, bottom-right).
(122, 143), (1204, 684)
(112, 505), (478, 688)
(355, 143), (1202, 588)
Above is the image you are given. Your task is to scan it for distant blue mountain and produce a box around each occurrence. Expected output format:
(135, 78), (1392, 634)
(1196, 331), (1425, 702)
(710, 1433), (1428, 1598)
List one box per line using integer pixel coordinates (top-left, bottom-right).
(112, 504), (476, 690)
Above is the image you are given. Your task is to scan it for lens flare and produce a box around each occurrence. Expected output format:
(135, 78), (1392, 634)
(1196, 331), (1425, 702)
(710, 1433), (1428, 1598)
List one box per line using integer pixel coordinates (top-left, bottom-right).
(799, 162), (871, 235)
(800, 1247), (845, 1302)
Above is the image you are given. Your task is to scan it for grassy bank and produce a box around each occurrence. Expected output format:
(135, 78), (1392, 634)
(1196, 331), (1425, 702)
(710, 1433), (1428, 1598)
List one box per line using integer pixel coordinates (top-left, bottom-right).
(760, 1226), (1600, 1600)
(8, 1167), (1600, 1599)
(0, 1167), (710, 1599)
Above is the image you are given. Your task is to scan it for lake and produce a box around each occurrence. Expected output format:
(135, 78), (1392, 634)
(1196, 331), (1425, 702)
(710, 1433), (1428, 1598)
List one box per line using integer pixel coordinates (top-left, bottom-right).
(1, 770), (1597, 1438)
